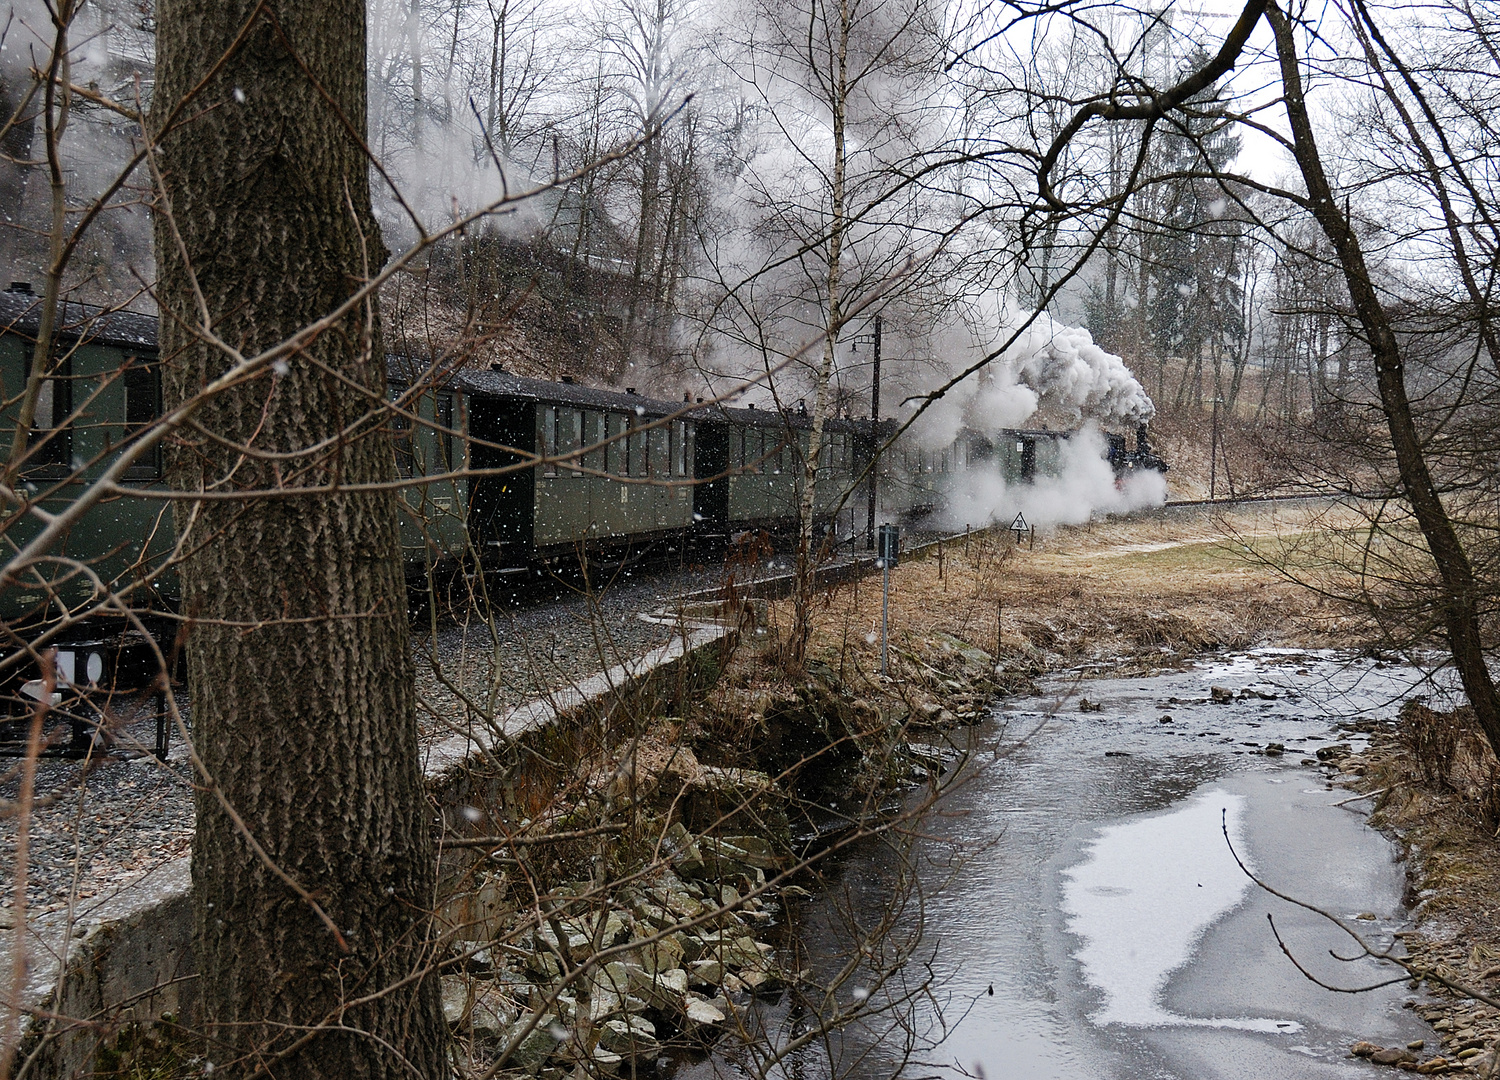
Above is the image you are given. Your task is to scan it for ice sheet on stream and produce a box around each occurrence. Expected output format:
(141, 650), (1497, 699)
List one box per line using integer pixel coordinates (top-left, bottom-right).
(1062, 788), (1301, 1033)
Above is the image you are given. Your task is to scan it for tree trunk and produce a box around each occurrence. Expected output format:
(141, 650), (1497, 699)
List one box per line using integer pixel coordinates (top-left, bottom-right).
(152, 2), (447, 1075)
(1267, 0), (1500, 756)
(788, 0), (849, 674)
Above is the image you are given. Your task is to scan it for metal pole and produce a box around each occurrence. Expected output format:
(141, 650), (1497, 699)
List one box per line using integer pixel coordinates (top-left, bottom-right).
(881, 557), (891, 674)
(1209, 395), (1221, 501)
(866, 315), (882, 549)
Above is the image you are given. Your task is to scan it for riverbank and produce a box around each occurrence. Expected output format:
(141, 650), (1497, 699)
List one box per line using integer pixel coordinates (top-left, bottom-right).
(1338, 707), (1500, 1076)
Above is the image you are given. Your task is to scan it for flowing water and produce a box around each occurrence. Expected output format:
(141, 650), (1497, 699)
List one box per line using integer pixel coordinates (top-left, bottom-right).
(773, 648), (1465, 1080)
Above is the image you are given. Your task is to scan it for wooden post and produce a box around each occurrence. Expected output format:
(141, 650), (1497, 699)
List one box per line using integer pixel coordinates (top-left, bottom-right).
(938, 536), (945, 581)
(996, 599), (1003, 660)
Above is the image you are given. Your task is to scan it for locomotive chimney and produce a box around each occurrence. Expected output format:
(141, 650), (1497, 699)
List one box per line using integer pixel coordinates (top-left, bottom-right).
(1136, 422), (1150, 454)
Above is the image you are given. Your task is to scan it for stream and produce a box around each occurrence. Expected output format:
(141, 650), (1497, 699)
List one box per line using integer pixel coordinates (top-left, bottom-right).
(767, 648), (1465, 1080)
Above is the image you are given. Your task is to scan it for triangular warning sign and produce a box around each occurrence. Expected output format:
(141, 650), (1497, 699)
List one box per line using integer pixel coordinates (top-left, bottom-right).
(1010, 512), (1028, 533)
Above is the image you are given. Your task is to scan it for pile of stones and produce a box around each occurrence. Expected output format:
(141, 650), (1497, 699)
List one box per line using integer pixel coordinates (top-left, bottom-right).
(440, 825), (790, 1076)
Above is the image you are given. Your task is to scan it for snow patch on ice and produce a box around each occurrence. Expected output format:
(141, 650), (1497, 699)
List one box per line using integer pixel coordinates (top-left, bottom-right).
(1061, 788), (1301, 1033)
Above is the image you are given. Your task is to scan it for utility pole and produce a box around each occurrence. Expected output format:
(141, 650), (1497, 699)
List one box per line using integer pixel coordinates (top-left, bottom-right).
(866, 314), (882, 549)
(1209, 394), (1222, 500)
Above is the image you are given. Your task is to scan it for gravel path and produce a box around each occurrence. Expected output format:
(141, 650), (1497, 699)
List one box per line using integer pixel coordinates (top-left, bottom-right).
(0, 558), (747, 920)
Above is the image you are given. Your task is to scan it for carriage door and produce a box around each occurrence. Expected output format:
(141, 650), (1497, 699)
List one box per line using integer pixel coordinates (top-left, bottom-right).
(693, 423), (729, 532)
(1020, 437), (1037, 483)
(467, 397), (535, 551)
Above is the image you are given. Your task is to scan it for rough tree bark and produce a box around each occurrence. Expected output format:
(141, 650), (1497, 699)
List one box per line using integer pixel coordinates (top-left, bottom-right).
(152, 2), (447, 1075)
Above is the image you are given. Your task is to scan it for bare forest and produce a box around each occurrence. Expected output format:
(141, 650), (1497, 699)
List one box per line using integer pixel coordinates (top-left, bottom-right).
(2, 0), (1500, 1078)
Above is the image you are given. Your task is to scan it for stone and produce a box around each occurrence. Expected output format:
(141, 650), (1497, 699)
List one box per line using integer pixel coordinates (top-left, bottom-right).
(1408, 1040), (1427, 1050)
(590, 1050), (623, 1076)
(438, 872), (513, 942)
(504, 1014), (561, 1073)
(1370, 1047), (1418, 1065)
(665, 822), (705, 877)
(688, 959), (726, 986)
(471, 986), (517, 1039)
(597, 1016), (659, 1058)
(1210, 686), (1233, 703)
(684, 996), (725, 1025)
(629, 966), (689, 1009)
(664, 890), (705, 919)
(442, 976), (472, 1026)
(677, 932), (704, 963)
(1352, 1042), (1382, 1058)
(632, 900), (675, 930)
(1473, 1047), (1500, 1078)
(1264, 743), (1285, 755)
(1415, 1058), (1449, 1075)
(638, 935), (685, 974)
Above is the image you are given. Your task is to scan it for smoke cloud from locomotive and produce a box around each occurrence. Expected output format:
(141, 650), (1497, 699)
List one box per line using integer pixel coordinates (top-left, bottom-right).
(939, 427), (1167, 532)
(912, 311), (1155, 450)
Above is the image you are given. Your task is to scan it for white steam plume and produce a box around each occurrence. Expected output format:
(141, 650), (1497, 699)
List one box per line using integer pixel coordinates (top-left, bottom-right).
(936, 427), (1167, 532)
(910, 308), (1154, 450)
(1002, 312), (1155, 428)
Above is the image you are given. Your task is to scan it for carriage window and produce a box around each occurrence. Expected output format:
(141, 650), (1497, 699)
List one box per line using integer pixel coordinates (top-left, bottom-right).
(673, 421), (687, 477)
(390, 390), (414, 478)
(607, 413), (626, 475)
(684, 424), (694, 481)
(542, 406), (558, 476)
(583, 410), (605, 473)
(560, 408), (582, 475)
(26, 362), (71, 472)
(627, 419), (645, 477)
(122, 361), (161, 480)
(436, 392), (454, 470)
(649, 426), (667, 477)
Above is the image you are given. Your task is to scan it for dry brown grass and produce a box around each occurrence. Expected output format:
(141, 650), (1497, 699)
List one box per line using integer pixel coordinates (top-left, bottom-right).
(765, 502), (1381, 685)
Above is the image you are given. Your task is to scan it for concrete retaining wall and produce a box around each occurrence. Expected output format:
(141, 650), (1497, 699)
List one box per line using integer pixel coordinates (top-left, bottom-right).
(12, 619), (735, 1078)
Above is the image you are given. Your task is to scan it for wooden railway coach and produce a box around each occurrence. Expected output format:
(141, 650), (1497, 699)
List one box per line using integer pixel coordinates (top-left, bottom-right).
(0, 284), (174, 748)
(457, 366), (698, 567)
(691, 402), (872, 542)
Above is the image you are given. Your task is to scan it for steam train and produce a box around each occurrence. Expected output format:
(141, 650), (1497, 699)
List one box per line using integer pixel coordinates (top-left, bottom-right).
(0, 283), (1164, 742)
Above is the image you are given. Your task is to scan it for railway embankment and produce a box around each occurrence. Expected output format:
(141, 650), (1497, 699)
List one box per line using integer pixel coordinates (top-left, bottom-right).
(422, 586), (997, 1078)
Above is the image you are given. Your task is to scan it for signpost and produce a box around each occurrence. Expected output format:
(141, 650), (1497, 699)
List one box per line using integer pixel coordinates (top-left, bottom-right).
(1010, 511), (1032, 549)
(877, 524), (899, 674)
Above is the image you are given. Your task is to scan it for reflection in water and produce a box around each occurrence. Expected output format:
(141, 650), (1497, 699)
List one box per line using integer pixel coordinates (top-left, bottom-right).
(1061, 788), (1299, 1033)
